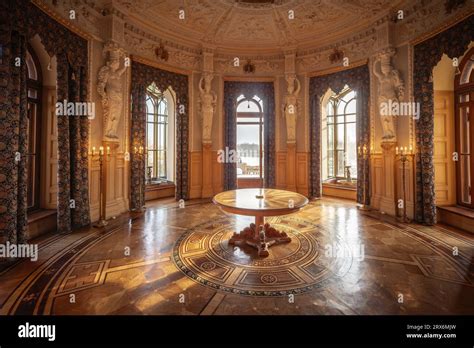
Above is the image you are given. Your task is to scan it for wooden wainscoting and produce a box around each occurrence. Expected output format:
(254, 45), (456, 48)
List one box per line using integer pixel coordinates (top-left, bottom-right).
(276, 151), (309, 196)
(189, 151), (203, 199)
(212, 151), (224, 194)
(190, 150), (308, 197)
(370, 154), (383, 210)
(296, 152), (309, 196)
(189, 150), (224, 199)
(276, 152), (287, 189)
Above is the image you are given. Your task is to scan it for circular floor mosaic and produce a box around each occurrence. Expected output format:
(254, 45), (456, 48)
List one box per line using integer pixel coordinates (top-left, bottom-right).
(173, 217), (354, 297)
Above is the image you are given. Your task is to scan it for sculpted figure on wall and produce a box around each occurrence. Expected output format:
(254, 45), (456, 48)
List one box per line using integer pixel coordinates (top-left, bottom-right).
(373, 47), (404, 142)
(283, 74), (301, 144)
(97, 41), (127, 141)
(198, 73), (217, 144)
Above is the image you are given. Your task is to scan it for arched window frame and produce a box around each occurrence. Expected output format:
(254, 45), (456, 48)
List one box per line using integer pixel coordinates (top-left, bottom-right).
(26, 45), (43, 211)
(145, 84), (175, 183)
(236, 95), (264, 180)
(324, 87), (357, 181)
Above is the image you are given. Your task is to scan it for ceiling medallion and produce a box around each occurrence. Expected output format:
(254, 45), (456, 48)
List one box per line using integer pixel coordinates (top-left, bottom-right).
(329, 48), (344, 64)
(243, 60), (255, 74)
(155, 41), (169, 62)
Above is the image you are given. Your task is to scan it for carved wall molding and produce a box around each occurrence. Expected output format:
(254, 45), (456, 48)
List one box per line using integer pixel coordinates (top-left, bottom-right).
(32, 0), (97, 40)
(36, 0), (471, 76)
(124, 30), (201, 71)
(215, 57), (284, 75)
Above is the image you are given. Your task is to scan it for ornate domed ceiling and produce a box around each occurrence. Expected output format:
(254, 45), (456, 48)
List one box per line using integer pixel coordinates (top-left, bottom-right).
(115, 0), (406, 54)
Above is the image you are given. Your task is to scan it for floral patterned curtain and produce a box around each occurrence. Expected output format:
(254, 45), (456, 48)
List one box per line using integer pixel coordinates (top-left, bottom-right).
(413, 15), (473, 225)
(0, 0), (29, 244)
(130, 61), (189, 209)
(223, 81), (276, 190)
(309, 64), (370, 205)
(0, 0), (91, 239)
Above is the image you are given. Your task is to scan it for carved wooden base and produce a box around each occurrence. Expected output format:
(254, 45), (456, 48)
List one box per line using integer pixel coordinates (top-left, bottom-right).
(228, 222), (291, 257)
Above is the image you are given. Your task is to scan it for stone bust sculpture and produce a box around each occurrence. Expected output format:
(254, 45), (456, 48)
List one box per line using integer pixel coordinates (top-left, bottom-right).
(283, 74), (301, 144)
(373, 47), (404, 142)
(198, 73), (217, 144)
(97, 41), (127, 141)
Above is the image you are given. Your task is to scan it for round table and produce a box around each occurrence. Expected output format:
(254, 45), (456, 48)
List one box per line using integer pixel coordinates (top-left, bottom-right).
(212, 188), (309, 257)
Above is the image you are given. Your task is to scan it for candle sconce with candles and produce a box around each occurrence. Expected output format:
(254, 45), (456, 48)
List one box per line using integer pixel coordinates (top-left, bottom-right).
(92, 145), (110, 228)
(357, 144), (370, 211)
(395, 144), (414, 223)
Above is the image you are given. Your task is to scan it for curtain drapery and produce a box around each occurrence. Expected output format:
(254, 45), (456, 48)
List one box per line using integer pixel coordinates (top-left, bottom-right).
(223, 81), (276, 190)
(130, 61), (189, 209)
(413, 15), (473, 225)
(0, 0), (90, 241)
(0, 0), (28, 243)
(309, 64), (371, 205)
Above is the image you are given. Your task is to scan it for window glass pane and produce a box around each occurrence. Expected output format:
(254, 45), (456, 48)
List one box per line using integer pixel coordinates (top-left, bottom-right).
(147, 151), (154, 178)
(237, 100), (260, 113)
(337, 101), (346, 115)
(158, 151), (166, 178)
(336, 115), (345, 124)
(346, 123), (357, 177)
(346, 114), (356, 123)
(327, 116), (334, 125)
(27, 103), (37, 154)
(158, 99), (167, 115)
(26, 51), (37, 80)
(345, 99), (356, 114)
(337, 124), (344, 150)
(460, 107), (470, 154)
(28, 88), (37, 99)
(336, 150), (345, 177)
(146, 97), (154, 113)
(328, 150), (334, 177)
(328, 124), (334, 150)
(237, 117), (260, 123)
(237, 124), (260, 178)
(326, 102), (334, 116)
(159, 124), (166, 150)
(147, 123), (154, 149)
(343, 90), (355, 101)
(461, 155), (471, 204)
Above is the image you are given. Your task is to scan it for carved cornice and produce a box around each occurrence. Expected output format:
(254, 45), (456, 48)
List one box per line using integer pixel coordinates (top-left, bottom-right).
(307, 59), (368, 77)
(32, 0), (95, 41)
(130, 55), (192, 77)
(410, 9), (474, 45)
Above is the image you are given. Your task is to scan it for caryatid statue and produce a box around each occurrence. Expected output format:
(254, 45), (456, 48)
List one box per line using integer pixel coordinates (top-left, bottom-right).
(198, 73), (217, 144)
(97, 41), (127, 141)
(283, 74), (301, 144)
(373, 48), (404, 142)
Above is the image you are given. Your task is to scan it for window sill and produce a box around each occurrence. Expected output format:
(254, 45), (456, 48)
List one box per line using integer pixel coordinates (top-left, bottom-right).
(437, 205), (474, 219)
(27, 209), (56, 224)
(146, 181), (175, 191)
(322, 180), (357, 191)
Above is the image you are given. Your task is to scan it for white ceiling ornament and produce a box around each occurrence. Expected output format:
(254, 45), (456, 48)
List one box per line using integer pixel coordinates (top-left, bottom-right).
(113, 0), (407, 54)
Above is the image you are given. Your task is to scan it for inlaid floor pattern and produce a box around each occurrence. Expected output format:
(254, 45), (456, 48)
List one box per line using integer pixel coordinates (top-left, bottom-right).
(0, 198), (473, 315)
